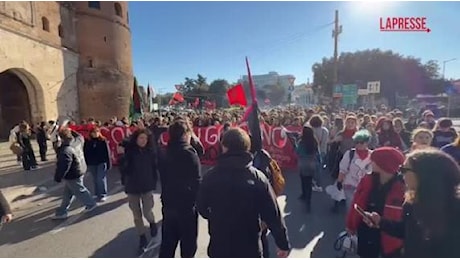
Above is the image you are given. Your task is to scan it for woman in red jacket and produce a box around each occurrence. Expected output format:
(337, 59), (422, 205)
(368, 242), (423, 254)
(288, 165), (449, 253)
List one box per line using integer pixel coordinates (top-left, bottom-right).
(346, 147), (406, 257)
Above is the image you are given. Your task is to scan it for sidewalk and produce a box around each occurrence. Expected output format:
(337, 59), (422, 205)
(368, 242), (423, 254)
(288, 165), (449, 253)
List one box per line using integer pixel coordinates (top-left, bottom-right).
(0, 141), (57, 204)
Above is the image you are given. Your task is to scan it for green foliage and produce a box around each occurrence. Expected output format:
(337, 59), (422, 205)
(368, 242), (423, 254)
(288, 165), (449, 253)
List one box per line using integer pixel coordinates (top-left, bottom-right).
(263, 84), (286, 105)
(311, 49), (449, 106)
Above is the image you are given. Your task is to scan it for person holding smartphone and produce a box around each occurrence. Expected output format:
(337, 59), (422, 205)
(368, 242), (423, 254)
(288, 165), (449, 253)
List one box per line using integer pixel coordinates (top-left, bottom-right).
(363, 149), (460, 257)
(345, 147), (406, 257)
(0, 189), (13, 225)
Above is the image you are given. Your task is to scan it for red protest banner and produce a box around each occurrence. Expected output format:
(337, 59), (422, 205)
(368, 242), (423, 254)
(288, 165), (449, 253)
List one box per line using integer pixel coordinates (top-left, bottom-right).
(76, 124), (302, 169)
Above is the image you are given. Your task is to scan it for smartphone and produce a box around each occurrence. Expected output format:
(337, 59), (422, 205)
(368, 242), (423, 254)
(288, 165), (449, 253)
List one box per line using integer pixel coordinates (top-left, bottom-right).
(354, 204), (376, 225)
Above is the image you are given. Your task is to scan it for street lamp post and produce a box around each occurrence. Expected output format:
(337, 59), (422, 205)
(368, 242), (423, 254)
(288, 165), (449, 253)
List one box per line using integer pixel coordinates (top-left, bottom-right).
(443, 58), (457, 117)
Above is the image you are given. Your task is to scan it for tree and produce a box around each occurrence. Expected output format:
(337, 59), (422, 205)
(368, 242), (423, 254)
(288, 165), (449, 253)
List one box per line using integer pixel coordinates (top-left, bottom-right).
(263, 84), (286, 105)
(153, 93), (173, 107)
(311, 49), (448, 106)
(209, 79), (230, 107)
(182, 74), (210, 103)
(256, 89), (267, 100)
(138, 85), (149, 112)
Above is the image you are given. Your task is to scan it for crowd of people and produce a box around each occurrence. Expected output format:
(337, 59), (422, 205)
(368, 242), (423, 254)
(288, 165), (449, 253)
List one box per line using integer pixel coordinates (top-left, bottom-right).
(2, 104), (460, 257)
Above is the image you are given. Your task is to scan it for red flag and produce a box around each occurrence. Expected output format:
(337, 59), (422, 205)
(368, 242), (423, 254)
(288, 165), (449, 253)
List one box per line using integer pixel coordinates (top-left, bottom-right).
(175, 84), (184, 91)
(172, 92), (184, 102)
(242, 57), (262, 152)
(226, 84), (247, 107)
(169, 99), (177, 106)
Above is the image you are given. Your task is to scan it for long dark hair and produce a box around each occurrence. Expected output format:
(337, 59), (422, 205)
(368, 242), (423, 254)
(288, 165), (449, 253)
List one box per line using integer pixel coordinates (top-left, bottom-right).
(128, 128), (155, 151)
(406, 149), (460, 237)
(300, 125), (318, 154)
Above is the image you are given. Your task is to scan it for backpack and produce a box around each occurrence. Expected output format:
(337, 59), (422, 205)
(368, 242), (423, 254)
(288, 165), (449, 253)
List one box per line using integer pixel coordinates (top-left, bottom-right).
(254, 150), (285, 196)
(269, 158), (285, 196)
(347, 149), (356, 172)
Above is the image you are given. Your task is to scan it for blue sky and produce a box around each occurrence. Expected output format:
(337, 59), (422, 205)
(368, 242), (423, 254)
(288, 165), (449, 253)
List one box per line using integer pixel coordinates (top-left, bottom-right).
(129, 1), (460, 93)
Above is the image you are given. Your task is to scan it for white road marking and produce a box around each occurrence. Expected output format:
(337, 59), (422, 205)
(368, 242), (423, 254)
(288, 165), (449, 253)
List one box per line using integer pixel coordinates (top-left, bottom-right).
(288, 231), (324, 258)
(139, 226), (162, 258)
(50, 184), (125, 235)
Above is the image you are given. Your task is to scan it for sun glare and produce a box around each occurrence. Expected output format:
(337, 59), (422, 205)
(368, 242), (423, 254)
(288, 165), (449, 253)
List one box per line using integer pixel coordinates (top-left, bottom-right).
(352, 1), (392, 14)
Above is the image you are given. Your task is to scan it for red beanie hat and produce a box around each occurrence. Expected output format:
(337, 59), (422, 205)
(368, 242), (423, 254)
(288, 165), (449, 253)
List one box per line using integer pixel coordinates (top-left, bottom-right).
(370, 147), (405, 174)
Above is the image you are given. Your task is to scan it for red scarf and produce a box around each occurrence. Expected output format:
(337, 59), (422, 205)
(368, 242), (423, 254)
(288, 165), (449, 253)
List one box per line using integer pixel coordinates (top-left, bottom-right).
(356, 149), (369, 160)
(342, 129), (356, 139)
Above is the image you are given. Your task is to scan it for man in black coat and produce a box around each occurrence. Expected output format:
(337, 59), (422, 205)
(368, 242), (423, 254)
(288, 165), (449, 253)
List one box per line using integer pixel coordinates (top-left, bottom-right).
(197, 127), (290, 258)
(158, 119), (201, 257)
(52, 128), (97, 219)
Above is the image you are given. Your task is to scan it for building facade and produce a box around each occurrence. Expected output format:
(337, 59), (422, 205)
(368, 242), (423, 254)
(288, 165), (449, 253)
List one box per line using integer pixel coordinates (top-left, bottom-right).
(240, 71), (295, 90)
(0, 1), (133, 138)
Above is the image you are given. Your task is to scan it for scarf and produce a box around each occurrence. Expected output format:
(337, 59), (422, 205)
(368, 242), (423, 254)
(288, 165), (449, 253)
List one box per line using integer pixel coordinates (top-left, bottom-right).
(356, 149), (370, 160)
(342, 129), (356, 139)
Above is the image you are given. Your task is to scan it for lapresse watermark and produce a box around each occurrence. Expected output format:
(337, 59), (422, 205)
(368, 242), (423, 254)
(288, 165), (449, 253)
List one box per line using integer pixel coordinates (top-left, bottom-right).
(380, 17), (431, 33)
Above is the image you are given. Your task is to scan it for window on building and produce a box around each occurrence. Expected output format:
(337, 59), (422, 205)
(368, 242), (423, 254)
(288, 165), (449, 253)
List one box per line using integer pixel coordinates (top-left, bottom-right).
(58, 24), (64, 38)
(88, 1), (100, 9)
(88, 58), (94, 68)
(41, 17), (49, 32)
(114, 3), (123, 17)
(103, 36), (107, 42)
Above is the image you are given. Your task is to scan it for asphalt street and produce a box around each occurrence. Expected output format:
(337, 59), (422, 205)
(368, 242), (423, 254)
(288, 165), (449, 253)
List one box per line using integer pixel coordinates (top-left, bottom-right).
(0, 165), (348, 258)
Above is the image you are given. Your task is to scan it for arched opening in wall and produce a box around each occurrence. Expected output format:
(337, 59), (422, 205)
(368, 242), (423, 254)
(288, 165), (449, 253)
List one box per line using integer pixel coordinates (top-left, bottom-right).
(0, 70), (32, 139)
(114, 3), (123, 17)
(58, 24), (64, 38)
(41, 17), (49, 32)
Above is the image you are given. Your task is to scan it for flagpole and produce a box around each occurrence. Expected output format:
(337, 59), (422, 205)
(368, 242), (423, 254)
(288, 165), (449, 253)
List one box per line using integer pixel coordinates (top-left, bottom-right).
(245, 57), (257, 104)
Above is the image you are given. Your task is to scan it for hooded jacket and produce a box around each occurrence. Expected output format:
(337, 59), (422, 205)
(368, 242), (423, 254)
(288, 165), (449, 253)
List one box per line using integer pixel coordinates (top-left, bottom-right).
(197, 151), (290, 258)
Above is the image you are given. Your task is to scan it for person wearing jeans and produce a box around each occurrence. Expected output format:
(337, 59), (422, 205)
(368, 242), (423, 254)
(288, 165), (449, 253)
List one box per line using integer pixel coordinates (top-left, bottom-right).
(55, 176), (97, 217)
(84, 127), (111, 202)
(53, 128), (97, 219)
(292, 125), (321, 213)
(308, 115), (330, 192)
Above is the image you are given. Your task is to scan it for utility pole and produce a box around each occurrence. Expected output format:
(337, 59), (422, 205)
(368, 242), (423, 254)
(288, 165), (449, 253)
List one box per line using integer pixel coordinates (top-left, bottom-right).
(332, 10), (342, 86)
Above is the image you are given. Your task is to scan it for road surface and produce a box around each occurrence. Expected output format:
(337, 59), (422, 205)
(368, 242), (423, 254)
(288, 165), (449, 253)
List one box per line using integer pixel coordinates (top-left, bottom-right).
(0, 166), (347, 258)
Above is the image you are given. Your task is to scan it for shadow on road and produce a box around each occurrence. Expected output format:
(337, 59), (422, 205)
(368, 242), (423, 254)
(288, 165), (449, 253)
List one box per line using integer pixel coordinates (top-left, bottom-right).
(0, 190), (127, 248)
(264, 170), (346, 258)
(91, 220), (164, 258)
(90, 227), (140, 258)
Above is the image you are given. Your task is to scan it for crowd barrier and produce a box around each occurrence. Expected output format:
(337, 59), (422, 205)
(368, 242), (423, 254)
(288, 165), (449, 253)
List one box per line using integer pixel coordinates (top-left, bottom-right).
(75, 124), (303, 169)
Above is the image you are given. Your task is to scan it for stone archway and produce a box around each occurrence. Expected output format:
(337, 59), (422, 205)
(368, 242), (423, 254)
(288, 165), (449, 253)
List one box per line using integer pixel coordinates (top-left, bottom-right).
(0, 68), (45, 139)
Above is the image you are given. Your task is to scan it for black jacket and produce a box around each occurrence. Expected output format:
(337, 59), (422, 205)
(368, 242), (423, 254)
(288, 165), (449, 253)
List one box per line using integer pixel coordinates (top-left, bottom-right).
(36, 127), (48, 144)
(54, 131), (87, 182)
(197, 151), (290, 258)
(120, 142), (158, 195)
(158, 140), (201, 211)
(0, 190), (11, 217)
(83, 137), (111, 168)
(380, 203), (460, 257)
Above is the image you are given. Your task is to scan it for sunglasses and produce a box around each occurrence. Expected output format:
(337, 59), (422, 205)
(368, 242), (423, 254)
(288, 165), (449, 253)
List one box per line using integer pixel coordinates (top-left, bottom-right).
(399, 167), (413, 174)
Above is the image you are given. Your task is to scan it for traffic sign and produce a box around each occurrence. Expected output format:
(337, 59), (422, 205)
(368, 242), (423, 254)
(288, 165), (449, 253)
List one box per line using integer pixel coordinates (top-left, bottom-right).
(367, 81), (381, 93)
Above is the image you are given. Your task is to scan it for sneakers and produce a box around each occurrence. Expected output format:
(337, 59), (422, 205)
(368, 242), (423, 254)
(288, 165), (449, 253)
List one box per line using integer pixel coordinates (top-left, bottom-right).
(150, 223), (158, 237)
(138, 234), (148, 254)
(83, 204), (97, 213)
(51, 214), (68, 220)
(312, 185), (323, 192)
(99, 196), (108, 202)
